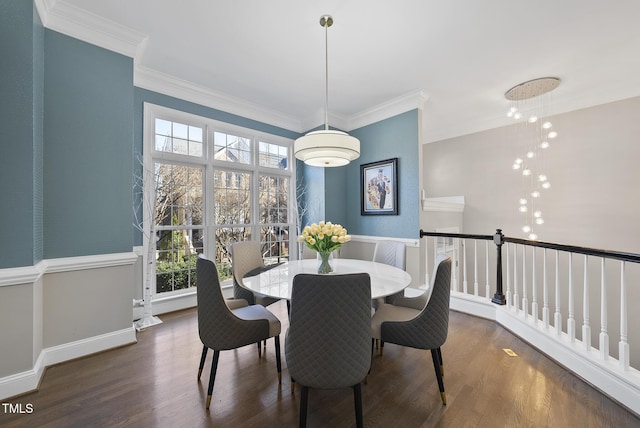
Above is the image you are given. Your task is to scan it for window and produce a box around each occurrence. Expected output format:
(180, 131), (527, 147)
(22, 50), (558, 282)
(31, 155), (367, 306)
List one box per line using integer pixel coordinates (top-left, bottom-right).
(144, 104), (295, 297)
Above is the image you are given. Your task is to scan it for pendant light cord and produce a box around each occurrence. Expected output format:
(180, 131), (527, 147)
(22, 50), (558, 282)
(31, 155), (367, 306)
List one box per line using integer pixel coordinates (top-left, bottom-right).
(324, 18), (330, 131)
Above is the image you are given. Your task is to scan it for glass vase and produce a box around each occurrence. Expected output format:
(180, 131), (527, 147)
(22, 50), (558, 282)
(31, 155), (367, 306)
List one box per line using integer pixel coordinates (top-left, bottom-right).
(317, 251), (334, 274)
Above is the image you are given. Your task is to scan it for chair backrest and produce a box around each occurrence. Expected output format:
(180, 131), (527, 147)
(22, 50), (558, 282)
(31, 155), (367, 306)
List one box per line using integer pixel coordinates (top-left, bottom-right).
(286, 273), (372, 389)
(231, 241), (265, 281)
(196, 255), (268, 350)
(381, 257), (452, 350)
(230, 241), (265, 303)
(372, 240), (406, 270)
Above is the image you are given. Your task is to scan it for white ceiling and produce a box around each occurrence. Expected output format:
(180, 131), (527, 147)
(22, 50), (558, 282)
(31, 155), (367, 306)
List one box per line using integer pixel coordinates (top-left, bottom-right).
(40, 0), (640, 142)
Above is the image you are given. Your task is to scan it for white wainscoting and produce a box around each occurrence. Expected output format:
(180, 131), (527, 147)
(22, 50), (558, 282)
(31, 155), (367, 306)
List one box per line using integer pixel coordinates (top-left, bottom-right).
(0, 252), (137, 400)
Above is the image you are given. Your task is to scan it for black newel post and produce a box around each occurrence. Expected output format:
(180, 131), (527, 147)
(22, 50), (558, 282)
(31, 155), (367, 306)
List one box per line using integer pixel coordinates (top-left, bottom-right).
(492, 229), (507, 305)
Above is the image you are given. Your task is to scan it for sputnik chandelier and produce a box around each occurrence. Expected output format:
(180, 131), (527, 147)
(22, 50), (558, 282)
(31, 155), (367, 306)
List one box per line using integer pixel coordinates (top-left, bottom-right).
(505, 77), (560, 240)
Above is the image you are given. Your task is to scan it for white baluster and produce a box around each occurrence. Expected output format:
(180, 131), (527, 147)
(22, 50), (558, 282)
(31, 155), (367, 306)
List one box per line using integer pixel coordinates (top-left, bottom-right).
(583, 255), (591, 351)
(513, 244), (519, 312)
(485, 241), (490, 298)
(473, 241), (479, 296)
(424, 235), (430, 288)
(532, 247), (538, 324)
(522, 246), (528, 318)
(619, 261), (629, 371)
(463, 239), (468, 294)
(554, 250), (562, 336)
(599, 258), (609, 360)
(506, 243), (511, 309)
(543, 248), (550, 328)
(452, 238), (458, 291)
(568, 253), (576, 342)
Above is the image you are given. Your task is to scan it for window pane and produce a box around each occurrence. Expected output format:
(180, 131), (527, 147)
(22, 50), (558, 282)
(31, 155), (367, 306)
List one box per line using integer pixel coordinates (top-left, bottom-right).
(173, 122), (188, 139)
(259, 175), (288, 223)
(213, 132), (252, 164)
(155, 228), (203, 293)
(154, 119), (204, 158)
(261, 225), (289, 264)
(155, 118), (171, 136)
(155, 163), (203, 227)
(258, 140), (288, 169)
(189, 126), (203, 142)
(213, 170), (251, 224)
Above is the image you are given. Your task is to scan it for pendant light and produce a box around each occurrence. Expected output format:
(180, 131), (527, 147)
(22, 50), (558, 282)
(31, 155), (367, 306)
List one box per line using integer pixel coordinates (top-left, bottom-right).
(294, 15), (360, 167)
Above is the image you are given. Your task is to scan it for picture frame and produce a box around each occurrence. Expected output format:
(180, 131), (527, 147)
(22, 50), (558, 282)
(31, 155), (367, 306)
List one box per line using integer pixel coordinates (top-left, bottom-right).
(361, 158), (398, 215)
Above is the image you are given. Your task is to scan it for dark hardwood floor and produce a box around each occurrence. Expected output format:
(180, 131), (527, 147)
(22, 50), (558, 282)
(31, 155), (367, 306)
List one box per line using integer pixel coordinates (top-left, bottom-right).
(2, 299), (639, 427)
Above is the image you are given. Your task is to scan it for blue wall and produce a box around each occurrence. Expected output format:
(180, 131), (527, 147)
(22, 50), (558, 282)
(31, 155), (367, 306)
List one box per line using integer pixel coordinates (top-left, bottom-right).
(0, 1), (44, 268)
(43, 31), (134, 258)
(326, 110), (420, 239)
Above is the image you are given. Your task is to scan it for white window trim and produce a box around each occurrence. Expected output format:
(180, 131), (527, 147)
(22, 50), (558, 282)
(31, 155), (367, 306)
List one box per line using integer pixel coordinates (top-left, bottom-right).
(142, 102), (296, 305)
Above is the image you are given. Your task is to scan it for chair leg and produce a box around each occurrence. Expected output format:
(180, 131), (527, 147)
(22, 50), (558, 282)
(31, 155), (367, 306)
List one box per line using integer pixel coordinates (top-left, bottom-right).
(380, 341), (384, 356)
(430, 348), (446, 405)
(353, 383), (364, 428)
(206, 350), (220, 409)
(198, 345), (208, 380)
(257, 342), (262, 358)
(274, 336), (282, 383)
(437, 347), (444, 377)
(299, 385), (309, 428)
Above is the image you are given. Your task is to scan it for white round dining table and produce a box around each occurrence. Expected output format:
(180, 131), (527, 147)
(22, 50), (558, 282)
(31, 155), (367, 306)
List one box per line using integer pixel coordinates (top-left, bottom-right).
(241, 258), (412, 300)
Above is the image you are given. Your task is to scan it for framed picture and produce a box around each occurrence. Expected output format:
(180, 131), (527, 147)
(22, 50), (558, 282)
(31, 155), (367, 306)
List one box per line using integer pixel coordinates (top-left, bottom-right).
(361, 158), (398, 215)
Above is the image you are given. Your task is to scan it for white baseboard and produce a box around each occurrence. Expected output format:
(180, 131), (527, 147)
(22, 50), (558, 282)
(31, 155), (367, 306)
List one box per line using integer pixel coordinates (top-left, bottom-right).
(0, 327), (136, 400)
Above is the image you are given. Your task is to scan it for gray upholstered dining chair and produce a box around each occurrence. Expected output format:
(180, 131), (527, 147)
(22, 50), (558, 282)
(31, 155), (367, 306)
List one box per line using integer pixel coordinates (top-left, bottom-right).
(389, 253), (450, 311)
(372, 240), (406, 305)
(370, 256), (451, 405)
(196, 255), (282, 410)
(285, 273), (372, 428)
(230, 241), (280, 307)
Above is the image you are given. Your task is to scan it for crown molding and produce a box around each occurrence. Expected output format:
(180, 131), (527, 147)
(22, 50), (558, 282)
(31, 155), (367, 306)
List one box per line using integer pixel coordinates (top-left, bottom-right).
(33, 1), (431, 134)
(347, 90), (430, 131)
(35, 0), (147, 58)
(134, 65), (304, 133)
